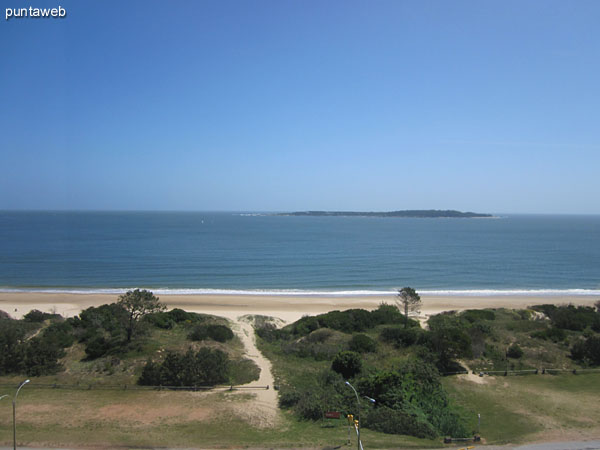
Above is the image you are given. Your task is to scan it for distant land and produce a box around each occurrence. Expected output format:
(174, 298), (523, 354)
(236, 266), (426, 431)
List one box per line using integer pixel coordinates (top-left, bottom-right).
(277, 209), (492, 218)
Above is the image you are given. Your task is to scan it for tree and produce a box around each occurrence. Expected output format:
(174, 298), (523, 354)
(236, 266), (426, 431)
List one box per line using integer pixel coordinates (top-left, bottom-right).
(117, 289), (165, 342)
(396, 287), (422, 328)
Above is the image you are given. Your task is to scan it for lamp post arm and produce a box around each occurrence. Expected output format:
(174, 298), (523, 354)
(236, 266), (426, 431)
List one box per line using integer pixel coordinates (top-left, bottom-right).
(13, 379), (29, 450)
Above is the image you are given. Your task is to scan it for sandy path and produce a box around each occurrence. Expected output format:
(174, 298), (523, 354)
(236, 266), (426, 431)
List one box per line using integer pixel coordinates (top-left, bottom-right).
(229, 318), (281, 428)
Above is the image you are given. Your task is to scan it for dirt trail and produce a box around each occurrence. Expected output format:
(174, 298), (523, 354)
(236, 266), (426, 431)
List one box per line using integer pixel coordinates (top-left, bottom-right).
(228, 317), (281, 428)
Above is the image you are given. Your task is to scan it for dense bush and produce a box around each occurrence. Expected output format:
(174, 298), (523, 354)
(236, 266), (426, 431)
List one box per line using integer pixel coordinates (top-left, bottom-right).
(23, 337), (64, 376)
(84, 335), (114, 359)
(266, 307), (472, 438)
(144, 312), (175, 329)
(363, 406), (436, 438)
(277, 370), (352, 421)
(379, 326), (424, 348)
(0, 320), (29, 374)
(146, 308), (206, 329)
(570, 336), (600, 366)
(282, 335), (342, 360)
(531, 326), (566, 342)
(256, 322), (288, 342)
(357, 359), (468, 437)
(289, 303), (408, 337)
(74, 303), (129, 358)
(23, 309), (61, 323)
(331, 351), (362, 378)
(305, 328), (333, 343)
(461, 309), (496, 323)
(531, 304), (600, 332)
(188, 324), (234, 342)
(348, 334), (377, 353)
(279, 389), (302, 408)
(0, 318), (65, 376)
(370, 303), (405, 325)
(138, 348), (230, 386)
(507, 344), (524, 359)
(427, 318), (472, 371)
(41, 320), (76, 349)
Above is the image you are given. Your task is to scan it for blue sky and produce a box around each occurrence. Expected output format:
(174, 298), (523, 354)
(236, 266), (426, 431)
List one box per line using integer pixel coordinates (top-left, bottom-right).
(1, 0), (599, 213)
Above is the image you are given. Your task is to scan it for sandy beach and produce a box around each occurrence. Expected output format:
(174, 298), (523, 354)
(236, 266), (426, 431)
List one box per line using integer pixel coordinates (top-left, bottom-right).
(1, 291), (597, 324)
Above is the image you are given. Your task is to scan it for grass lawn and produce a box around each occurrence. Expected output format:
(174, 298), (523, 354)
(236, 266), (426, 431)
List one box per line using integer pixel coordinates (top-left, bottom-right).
(444, 372), (600, 444)
(0, 386), (439, 448)
(3, 373), (597, 448)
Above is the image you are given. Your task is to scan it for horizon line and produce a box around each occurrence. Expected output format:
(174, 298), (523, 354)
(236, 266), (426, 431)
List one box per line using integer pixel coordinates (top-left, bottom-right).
(1, 208), (600, 216)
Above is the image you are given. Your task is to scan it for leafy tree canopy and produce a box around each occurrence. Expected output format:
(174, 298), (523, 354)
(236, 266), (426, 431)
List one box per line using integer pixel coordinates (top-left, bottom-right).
(117, 289), (165, 342)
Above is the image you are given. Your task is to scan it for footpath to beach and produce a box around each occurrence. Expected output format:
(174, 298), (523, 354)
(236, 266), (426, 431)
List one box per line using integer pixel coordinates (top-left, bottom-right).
(0, 292), (598, 323)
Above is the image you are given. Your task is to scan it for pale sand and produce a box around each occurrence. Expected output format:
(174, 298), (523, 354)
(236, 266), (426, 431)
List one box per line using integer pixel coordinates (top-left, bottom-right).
(0, 292), (598, 324)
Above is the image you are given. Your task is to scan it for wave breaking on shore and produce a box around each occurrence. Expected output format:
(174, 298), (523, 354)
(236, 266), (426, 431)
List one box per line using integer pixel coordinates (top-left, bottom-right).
(1, 287), (599, 297)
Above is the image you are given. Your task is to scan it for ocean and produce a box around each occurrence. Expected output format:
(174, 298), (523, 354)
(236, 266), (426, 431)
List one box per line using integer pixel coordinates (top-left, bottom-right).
(0, 211), (599, 296)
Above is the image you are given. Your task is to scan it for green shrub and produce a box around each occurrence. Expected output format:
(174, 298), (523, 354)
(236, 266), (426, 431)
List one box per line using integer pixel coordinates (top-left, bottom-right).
(229, 358), (260, 384)
(570, 336), (600, 366)
(532, 304), (599, 331)
(370, 303), (405, 325)
(462, 309), (496, 323)
(279, 389), (302, 408)
(379, 326), (423, 347)
(507, 344), (524, 359)
(531, 326), (566, 342)
(84, 335), (113, 359)
(363, 406), (436, 438)
(357, 360), (468, 437)
(24, 309), (60, 323)
(305, 328), (333, 343)
(145, 312), (175, 329)
(287, 304), (413, 337)
(138, 348), (230, 386)
(282, 338), (341, 360)
(188, 324), (234, 342)
(331, 351), (362, 378)
(427, 323), (472, 371)
(348, 334), (377, 353)
(570, 339), (587, 362)
(0, 320), (42, 375)
(256, 323), (285, 342)
(23, 337), (64, 376)
(77, 304), (128, 357)
(295, 392), (324, 420)
(292, 316), (320, 335)
(41, 321), (76, 348)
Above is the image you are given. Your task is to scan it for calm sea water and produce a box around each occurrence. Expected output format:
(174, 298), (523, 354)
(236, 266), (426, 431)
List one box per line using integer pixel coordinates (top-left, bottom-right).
(0, 211), (599, 296)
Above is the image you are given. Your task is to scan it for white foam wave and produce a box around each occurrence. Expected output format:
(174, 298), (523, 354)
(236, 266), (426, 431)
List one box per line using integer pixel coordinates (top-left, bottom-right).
(419, 289), (600, 296)
(0, 287), (599, 297)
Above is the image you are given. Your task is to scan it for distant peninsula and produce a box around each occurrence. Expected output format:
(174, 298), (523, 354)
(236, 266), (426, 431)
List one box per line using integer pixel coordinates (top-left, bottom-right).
(277, 209), (492, 218)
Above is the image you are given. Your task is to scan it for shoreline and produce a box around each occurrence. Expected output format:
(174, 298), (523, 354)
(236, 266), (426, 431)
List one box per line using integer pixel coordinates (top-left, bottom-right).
(1, 291), (598, 324)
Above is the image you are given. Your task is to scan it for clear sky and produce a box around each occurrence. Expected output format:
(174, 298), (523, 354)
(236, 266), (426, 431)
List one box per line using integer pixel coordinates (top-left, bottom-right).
(1, 0), (599, 213)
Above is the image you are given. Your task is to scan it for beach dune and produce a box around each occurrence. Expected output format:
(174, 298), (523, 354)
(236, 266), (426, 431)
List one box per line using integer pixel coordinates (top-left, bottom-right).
(0, 292), (597, 324)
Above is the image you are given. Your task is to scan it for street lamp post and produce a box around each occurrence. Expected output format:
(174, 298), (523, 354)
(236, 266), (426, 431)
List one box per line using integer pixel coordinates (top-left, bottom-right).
(13, 379), (29, 450)
(345, 381), (361, 450)
(345, 381), (375, 450)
